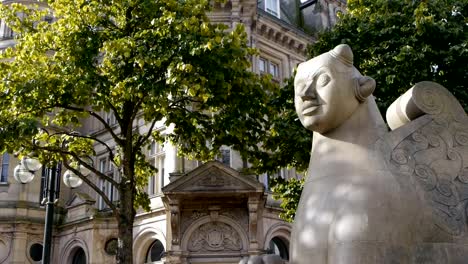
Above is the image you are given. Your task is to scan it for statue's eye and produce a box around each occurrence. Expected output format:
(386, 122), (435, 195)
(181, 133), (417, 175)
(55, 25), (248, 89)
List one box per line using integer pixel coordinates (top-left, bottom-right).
(317, 74), (330, 87)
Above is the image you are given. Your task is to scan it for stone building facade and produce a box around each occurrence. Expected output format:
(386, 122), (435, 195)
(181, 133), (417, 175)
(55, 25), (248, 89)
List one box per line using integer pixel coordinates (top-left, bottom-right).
(0, 0), (343, 263)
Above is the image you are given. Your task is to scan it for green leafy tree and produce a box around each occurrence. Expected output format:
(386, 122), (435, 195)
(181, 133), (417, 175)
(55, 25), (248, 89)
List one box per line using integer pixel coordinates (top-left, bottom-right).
(311, 0), (468, 111)
(247, 75), (312, 174)
(271, 0), (468, 221)
(270, 177), (304, 222)
(0, 0), (276, 263)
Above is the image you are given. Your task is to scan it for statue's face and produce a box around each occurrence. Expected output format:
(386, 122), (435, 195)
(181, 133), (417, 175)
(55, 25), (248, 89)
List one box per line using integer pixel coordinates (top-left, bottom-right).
(294, 54), (359, 134)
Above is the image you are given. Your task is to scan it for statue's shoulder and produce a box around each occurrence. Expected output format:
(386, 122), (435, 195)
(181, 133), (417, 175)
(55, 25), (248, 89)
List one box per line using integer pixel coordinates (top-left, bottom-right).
(383, 81), (468, 237)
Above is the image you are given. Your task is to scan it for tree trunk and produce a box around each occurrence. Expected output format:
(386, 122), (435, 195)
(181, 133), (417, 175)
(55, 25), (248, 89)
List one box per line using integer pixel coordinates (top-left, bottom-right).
(116, 217), (134, 264)
(117, 101), (137, 264)
(116, 186), (135, 264)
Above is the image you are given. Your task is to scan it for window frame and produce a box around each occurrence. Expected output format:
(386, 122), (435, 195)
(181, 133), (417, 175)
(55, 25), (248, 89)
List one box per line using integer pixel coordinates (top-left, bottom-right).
(265, 0), (280, 18)
(148, 140), (165, 196)
(267, 237), (289, 260)
(145, 239), (165, 263)
(217, 147), (231, 167)
(97, 156), (118, 210)
(104, 111), (117, 126)
(258, 56), (281, 81)
(0, 20), (13, 40)
(269, 61), (279, 78)
(0, 153), (9, 183)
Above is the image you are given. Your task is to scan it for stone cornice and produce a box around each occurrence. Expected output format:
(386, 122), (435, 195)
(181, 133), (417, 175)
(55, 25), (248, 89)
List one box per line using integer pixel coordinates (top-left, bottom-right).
(255, 9), (314, 56)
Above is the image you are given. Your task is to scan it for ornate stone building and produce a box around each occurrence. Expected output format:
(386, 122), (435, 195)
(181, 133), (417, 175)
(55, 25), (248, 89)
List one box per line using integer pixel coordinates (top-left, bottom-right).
(0, 0), (343, 263)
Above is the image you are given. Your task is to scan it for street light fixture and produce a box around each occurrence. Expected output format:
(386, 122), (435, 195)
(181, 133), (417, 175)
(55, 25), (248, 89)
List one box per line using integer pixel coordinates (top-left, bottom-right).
(13, 157), (43, 184)
(13, 156), (90, 264)
(63, 164), (91, 188)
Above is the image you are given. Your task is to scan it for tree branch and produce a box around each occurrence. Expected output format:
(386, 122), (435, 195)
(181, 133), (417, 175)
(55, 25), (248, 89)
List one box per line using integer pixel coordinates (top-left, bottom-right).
(136, 118), (158, 148)
(30, 142), (120, 187)
(66, 150), (120, 187)
(62, 158), (119, 216)
(47, 130), (115, 164)
(55, 104), (123, 145)
(104, 99), (123, 129)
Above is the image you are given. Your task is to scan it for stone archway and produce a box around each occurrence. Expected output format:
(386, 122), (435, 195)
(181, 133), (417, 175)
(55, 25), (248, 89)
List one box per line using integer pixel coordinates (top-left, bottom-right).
(133, 227), (167, 264)
(263, 223), (291, 249)
(60, 238), (89, 264)
(264, 223), (291, 261)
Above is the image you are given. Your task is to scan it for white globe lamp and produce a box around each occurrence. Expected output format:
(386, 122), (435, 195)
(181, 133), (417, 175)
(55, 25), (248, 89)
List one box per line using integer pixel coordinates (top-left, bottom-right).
(22, 157), (42, 171)
(13, 163), (35, 184)
(63, 169), (83, 189)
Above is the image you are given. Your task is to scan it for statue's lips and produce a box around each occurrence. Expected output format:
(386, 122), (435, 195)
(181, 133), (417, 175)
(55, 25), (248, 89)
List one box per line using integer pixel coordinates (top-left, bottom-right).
(302, 105), (320, 116)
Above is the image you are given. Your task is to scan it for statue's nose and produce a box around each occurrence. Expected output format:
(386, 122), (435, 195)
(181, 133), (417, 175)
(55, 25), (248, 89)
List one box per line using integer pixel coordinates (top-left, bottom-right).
(299, 80), (316, 100)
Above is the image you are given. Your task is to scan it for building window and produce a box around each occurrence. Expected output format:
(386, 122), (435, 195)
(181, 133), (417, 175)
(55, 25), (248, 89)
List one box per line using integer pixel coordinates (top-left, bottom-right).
(104, 111), (117, 126)
(29, 243), (43, 262)
(259, 57), (267, 73)
(104, 238), (118, 256)
(71, 248), (86, 264)
(145, 240), (165, 263)
(0, 153), (9, 183)
(267, 237), (289, 260)
(43, 16), (53, 24)
(272, 168), (288, 179)
(148, 141), (165, 196)
(269, 62), (279, 78)
(217, 148), (231, 167)
(258, 57), (280, 80)
(265, 0), (280, 18)
(262, 173), (269, 190)
(98, 157), (118, 210)
(0, 20), (13, 40)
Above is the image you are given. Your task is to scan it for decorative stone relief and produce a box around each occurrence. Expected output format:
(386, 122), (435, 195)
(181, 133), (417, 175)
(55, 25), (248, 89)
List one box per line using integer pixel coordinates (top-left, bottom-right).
(389, 83), (468, 236)
(188, 222), (242, 252)
(196, 173), (234, 187)
(170, 202), (181, 245)
(220, 208), (248, 229)
(181, 210), (209, 234)
(255, 21), (309, 55)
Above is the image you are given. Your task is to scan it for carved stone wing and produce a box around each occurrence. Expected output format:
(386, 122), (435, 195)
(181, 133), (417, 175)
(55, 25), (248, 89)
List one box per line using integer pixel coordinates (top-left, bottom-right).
(385, 82), (468, 236)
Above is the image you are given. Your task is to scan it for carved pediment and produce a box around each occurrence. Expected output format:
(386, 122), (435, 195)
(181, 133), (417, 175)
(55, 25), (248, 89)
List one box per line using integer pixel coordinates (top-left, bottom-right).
(163, 161), (264, 194)
(65, 192), (97, 223)
(66, 192), (96, 208)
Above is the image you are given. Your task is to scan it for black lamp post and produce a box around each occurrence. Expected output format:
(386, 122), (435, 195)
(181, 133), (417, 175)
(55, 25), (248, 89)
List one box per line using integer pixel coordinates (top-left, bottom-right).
(41, 165), (60, 264)
(13, 157), (88, 264)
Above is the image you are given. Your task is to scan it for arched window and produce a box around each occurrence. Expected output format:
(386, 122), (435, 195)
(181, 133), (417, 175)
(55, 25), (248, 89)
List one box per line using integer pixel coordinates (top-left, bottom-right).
(71, 248), (86, 264)
(145, 239), (165, 263)
(267, 237), (289, 260)
(0, 153), (9, 183)
(29, 243), (43, 262)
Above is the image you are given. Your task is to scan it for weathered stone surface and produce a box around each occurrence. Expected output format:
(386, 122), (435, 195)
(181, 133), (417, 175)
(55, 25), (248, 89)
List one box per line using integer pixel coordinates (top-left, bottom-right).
(291, 44), (468, 264)
(188, 222), (242, 252)
(239, 254), (285, 264)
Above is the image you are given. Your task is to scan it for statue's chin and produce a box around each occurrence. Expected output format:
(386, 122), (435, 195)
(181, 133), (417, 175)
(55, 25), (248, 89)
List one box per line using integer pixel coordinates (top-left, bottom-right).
(301, 119), (328, 134)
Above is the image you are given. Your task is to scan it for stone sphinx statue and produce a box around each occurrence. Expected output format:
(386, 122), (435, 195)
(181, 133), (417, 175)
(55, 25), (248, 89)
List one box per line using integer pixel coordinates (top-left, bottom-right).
(291, 44), (468, 263)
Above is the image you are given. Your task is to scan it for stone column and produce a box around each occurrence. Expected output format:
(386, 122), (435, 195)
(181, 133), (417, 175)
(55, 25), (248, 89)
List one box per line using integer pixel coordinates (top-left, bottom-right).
(247, 194), (263, 255)
(170, 200), (181, 247)
(165, 199), (182, 264)
(10, 230), (28, 264)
